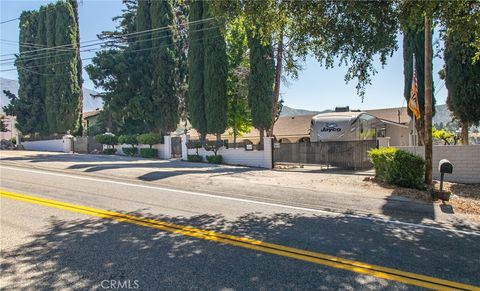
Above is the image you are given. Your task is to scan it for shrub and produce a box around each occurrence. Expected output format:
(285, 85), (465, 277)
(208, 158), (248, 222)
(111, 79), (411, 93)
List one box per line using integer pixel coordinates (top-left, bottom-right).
(203, 140), (224, 156)
(187, 154), (203, 162)
(95, 133), (118, 149)
(138, 133), (163, 148)
(206, 155), (223, 164)
(102, 148), (116, 155)
(186, 140), (203, 155)
(122, 147), (138, 157)
(140, 148), (158, 158)
(118, 134), (138, 147)
(369, 147), (425, 189)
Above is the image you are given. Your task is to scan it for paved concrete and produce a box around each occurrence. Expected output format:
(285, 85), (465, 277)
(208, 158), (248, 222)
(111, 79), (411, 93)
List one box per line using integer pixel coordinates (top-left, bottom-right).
(1, 150), (474, 227)
(1, 155), (479, 290)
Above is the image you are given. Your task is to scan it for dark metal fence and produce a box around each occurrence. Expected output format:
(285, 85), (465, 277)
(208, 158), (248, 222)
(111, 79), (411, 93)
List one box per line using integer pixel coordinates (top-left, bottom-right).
(274, 140), (377, 169)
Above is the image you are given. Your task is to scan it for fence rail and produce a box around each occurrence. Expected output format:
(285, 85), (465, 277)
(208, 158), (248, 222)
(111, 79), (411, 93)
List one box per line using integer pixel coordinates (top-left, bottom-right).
(274, 140), (377, 169)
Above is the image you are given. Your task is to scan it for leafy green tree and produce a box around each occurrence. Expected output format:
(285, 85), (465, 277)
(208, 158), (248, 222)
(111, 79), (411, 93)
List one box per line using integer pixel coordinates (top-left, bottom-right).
(203, 2), (228, 139)
(150, 0), (179, 134)
(226, 17), (252, 146)
(45, 3), (57, 133)
(187, 0), (207, 139)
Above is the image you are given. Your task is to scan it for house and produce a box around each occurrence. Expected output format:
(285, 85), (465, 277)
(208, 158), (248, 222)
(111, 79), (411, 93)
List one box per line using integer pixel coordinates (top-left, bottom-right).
(82, 110), (101, 131)
(185, 106), (415, 147)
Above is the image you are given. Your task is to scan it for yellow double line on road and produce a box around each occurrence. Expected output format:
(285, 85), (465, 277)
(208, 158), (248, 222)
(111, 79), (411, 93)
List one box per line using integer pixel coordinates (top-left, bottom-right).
(1, 189), (478, 290)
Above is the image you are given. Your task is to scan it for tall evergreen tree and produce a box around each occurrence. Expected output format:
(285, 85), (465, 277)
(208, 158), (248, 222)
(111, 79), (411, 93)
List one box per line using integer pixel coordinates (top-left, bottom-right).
(13, 10), (47, 135)
(150, 0), (179, 134)
(444, 32), (480, 144)
(187, 0), (207, 138)
(45, 3), (57, 133)
(247, 29), (274, 142)
(68, 0), (84, 135)
(53, 1), (81, 134)
(203, 2), (228, 138)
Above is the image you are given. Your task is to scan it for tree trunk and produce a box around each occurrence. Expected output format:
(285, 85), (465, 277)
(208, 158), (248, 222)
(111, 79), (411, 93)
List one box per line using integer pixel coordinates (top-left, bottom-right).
(415, 118), (425, 146)
(233, 132), (237, 148)
(424, 16), (433, 185)
(461, 121), (469, 145)
(259, 128), (264, 147)
(268, 29), (284, 137)
(216, 133), (221, 142)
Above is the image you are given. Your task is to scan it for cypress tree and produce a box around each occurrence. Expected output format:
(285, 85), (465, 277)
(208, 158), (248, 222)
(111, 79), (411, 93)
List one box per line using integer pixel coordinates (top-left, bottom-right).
(247, 29), (274, 141)
(53, 1), (81, 133)
(187, 0), (207, 138)
(444, 32), (480, 144)
(45, 3), (57, 133)
(68, 0), (84, 135)
(150, 0), (179, 134)
(203, 2), (228, 139)
(14, 11), (46, 135)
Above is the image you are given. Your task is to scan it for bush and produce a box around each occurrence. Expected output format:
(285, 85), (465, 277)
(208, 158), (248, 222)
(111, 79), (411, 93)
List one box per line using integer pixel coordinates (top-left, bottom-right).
(140, 148), (158, 158)
(122, 147), (138, 157)
(203, 140), (224, 156)
(118, 134), (138, 147)
(95, 134), (118, 148)
(137, 133), (163, 148)
(102, 148), (116, 155)
(369, 147), (425, 189)
(187, 154), (203, 162)
(206, 155), (222, 164)
(186, 140), (203, 155)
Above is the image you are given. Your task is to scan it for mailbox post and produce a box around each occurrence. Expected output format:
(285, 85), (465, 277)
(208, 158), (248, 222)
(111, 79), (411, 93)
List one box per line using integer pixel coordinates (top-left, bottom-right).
(436, 159), (453, 201)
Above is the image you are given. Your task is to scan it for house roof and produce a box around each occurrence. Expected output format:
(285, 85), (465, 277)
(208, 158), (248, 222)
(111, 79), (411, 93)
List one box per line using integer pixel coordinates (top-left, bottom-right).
(365, 107), (410, 124)
(82, 110), (101, 120)
(186, 107), (411, 140)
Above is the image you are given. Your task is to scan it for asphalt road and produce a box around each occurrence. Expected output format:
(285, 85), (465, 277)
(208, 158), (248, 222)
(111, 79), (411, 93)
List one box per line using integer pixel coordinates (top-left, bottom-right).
(1, 163), (479, 290)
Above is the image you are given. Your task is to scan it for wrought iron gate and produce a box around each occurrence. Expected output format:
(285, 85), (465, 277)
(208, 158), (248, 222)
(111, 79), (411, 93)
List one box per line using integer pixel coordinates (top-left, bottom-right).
(274, 140), (377, 169)
(171, 137), (182, 158)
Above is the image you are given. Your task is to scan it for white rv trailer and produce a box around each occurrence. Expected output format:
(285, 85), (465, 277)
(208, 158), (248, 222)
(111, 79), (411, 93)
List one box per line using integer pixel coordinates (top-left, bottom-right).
(310, 111), (380, 142)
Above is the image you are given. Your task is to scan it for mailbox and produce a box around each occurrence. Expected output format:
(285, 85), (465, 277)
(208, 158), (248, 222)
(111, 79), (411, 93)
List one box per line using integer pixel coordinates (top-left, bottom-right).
(437, 159), (453, 200)
(439, 159), (453, 174)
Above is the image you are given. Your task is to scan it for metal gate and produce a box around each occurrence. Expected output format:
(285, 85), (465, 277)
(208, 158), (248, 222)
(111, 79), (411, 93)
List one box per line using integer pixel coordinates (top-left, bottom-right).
(171, 137), (182, 158)
(274, 140), (377, 169)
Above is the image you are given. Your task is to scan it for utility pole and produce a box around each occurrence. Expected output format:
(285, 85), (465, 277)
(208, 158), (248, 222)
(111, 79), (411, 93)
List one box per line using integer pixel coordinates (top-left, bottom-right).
(424, 15), (433, 185)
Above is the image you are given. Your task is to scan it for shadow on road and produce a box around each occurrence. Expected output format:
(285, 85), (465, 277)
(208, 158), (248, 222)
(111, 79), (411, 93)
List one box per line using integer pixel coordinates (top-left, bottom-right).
(1, 210), (479, 290)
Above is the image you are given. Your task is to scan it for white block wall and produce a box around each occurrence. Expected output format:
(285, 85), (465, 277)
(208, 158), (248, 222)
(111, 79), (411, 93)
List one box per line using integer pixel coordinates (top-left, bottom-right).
(183, 135), (273, 169)
(396, 145), (480, 184)
(22, 139), (65, 152)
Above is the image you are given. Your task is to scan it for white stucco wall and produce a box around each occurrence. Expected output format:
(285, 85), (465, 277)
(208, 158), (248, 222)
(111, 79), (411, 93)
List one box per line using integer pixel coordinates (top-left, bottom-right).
(22, 139), (65, 152)
(183, 135), (273, 169)
(396, 145), (480, 184)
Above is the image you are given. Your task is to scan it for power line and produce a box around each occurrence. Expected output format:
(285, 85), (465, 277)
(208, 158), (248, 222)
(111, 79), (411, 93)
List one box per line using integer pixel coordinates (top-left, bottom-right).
(0, 32), (223, 74)
(0, 17), (215, 61)
(0, 18), (19, 25)
(0, 24), (221, 69)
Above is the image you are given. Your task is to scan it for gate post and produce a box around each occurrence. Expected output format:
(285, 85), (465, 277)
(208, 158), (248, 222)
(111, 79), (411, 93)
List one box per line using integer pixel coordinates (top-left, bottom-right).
(181, 134), (189, 161)
(164, 136), (172, 159)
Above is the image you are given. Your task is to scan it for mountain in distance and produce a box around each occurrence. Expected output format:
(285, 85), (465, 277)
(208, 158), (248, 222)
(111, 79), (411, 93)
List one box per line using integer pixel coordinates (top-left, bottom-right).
(1, 77), (455, 126)
(0, 77), (103, 113)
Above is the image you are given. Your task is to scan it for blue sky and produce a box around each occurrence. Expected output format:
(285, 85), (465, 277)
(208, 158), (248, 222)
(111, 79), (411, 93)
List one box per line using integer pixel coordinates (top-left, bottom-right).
(0, 0), (448, 111)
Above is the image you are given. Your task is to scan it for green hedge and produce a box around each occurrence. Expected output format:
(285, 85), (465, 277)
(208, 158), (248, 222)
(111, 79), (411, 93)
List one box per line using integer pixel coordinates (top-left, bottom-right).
(187, 154), (203, 162)
(122, 147), (138, 157)
(368, 147), (425, 189)
(118, 134), (138, 146)
(95, 134), (118, 147)
(140, 148), (158, 158)
(102, 148), (116, 155)
(206, 155), (222, 164)
(137, 133), (163, 148)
